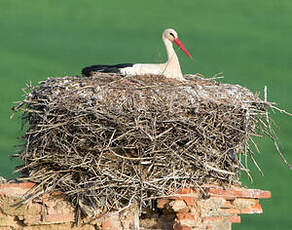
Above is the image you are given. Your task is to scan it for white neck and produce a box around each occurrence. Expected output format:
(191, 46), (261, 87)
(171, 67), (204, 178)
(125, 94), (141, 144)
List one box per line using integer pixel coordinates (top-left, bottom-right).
(163, 38), (178, 64)
(162, 37), (184, 80)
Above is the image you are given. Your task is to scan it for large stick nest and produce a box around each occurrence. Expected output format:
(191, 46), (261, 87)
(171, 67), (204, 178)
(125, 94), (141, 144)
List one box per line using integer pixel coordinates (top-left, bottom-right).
(12, 74), (289, 218)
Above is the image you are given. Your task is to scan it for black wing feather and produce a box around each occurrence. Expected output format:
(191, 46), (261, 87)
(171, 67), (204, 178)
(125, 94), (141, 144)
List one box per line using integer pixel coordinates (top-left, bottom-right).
(82, 63), (134, 77)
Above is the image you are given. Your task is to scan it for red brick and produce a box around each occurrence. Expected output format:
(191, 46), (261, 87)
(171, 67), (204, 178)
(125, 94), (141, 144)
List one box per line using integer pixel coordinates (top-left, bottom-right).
(223, 200), (234, 208)
(229, 216), (241, 223)
(24, 213), (75, 225)
(181, 227), (192, 230)
(182, 196), (197, 206)
(202, 215), (241, 223)
(173, 222), (192, 230)
(209, 187), (271, 199)
(0, 182), (35, 197)
(102, 213), (122, 230)
(221, 202), (262, 215)
(170, 200), (189, 212)
(169, 187), (200, 202)
(202, 216), (224, 223)
(157, 198), (169, 209)
(168, 195), (198, 207)
(176, 213), (197, 227)
(221, 208), (241, 214)
(168, 190), (199, 206)
(176, 213), (195, 221)
(176, 213), (198, 227)
(41, 191), (64, 202)
(233, 198), (259, 209)
(240, 203), (263, 214)
(173, 188), (194, 195)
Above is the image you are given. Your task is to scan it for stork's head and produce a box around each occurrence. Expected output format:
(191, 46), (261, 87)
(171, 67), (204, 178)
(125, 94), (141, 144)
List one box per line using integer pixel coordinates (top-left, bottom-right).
(163, 28), (178, 42)
(162, 28), (192, 59)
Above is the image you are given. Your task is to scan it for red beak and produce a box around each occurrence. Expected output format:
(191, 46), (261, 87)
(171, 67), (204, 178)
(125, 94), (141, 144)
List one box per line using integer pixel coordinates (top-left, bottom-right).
(174, 38), (192, 59)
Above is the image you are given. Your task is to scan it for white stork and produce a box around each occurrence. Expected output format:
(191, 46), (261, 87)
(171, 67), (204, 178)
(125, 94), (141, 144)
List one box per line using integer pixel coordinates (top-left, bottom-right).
(82, 28), (192, 81)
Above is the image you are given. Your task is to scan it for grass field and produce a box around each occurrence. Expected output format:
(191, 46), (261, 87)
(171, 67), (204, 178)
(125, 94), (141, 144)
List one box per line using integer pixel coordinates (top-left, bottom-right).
(0, 0), (291, 229)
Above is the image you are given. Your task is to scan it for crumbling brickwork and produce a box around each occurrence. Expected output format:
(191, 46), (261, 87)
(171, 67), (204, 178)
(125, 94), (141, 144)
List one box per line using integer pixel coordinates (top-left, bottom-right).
(157, 186), (270, 229)
(0, 182), (270, 230)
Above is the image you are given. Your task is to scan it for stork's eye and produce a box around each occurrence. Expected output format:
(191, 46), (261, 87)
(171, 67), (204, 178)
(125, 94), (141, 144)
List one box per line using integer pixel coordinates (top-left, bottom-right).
(170, 32), (175, 38)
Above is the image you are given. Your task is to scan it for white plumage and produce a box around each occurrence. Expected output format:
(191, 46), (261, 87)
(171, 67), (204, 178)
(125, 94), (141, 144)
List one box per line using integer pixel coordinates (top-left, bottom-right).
(82, 28), (192, 81)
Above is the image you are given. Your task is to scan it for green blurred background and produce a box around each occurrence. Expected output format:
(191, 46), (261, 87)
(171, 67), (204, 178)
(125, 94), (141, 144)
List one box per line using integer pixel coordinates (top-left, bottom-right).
(0, 0), (291, 229)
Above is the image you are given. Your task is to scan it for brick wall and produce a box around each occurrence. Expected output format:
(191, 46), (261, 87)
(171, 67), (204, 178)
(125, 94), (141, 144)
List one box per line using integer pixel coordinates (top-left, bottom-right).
(0, 182), (270, 229)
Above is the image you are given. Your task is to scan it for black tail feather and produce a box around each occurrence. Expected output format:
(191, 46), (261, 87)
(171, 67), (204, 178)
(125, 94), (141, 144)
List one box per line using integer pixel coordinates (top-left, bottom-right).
(82, 63), (134, 77)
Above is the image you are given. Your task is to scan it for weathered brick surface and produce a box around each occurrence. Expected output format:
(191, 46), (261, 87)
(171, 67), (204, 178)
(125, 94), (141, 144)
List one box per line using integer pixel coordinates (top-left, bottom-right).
(158, 185), (270, 230)
(202, 216), (241, 224)
(0, 182), (270, 230)
(170, 200), (188, 212)
(102, 213), (122, 230)
(0, 182), (34, 197)
(208, 187), (271, 199)
(157, 198), (169, 209)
